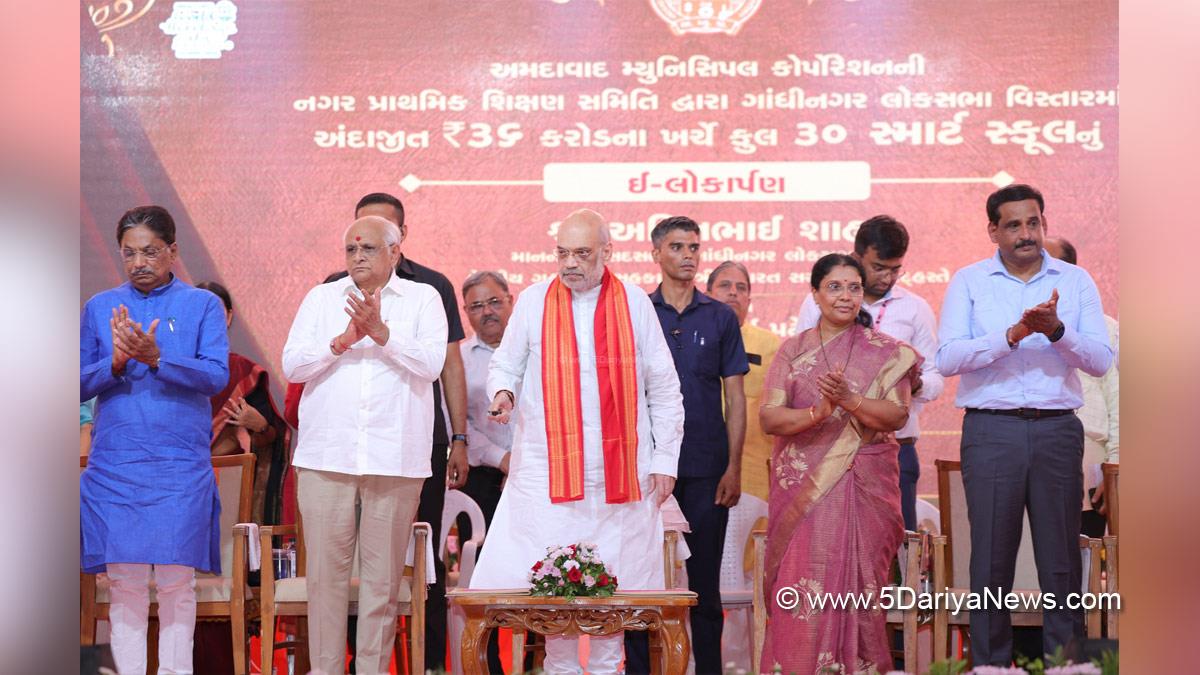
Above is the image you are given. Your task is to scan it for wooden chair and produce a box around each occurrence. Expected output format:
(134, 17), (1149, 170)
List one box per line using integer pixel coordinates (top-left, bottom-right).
(80, 453), (256, 673)
(257, 519), (429, 674)
(932, 460), (1104, 663)
(748, 527), (926, 673)
(1100, 462), (1119, 536)
(1102, 535), (1118, 639)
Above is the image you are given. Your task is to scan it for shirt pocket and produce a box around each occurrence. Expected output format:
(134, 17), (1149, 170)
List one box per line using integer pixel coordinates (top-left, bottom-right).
(693, 333), (721, 379)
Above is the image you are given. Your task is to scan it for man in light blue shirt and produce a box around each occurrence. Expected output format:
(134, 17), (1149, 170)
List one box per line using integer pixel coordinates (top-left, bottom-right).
(936, 184), (1113, 665)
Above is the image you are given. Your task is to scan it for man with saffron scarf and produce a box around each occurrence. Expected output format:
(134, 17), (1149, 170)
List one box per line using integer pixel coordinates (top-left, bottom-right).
(470, 209), (685, 674)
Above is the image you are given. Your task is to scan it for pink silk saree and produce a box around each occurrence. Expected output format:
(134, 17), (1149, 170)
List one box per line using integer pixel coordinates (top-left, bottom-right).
(759, 324), (919, 674)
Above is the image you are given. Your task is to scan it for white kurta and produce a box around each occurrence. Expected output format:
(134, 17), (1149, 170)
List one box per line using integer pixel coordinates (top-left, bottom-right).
(469, 278), (684, 591)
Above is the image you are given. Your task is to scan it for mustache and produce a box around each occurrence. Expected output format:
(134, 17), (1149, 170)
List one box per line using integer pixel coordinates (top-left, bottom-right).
(1015, 239), (1037, 248)
(131, 267), (153, 276)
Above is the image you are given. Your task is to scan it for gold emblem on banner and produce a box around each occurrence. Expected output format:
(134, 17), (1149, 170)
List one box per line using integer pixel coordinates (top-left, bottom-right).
(648, 0), (762, 36)
(86, 0), (158, 56)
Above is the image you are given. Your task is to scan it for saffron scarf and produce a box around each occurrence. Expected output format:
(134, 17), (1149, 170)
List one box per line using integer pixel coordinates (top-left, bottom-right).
(541, 268), (641, 504)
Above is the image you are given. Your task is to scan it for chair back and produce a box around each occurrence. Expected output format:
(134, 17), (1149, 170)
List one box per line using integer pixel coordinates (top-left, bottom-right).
(207, 454), (255, 580)
(916, 498), (940, 535)
(441, 489), (486, 556)
(936, 460), (1039, 590)
(721, 493), (768, 593)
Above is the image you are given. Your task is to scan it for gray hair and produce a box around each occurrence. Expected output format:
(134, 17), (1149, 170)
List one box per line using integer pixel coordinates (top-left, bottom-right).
(461, 270), (510, 300)
(343, 216), (402, 246)
(706, 260), (751, 293)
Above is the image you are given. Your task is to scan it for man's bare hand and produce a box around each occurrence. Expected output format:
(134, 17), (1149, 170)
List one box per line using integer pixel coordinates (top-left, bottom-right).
(649, 473), (676, 507)
(446, 443), (468, 489)
(714, 469), (741, 507)
(487, 391), (514, 424)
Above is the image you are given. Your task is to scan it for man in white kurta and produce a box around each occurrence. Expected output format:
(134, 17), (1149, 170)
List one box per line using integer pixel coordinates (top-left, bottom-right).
(469, 209), (684, 675)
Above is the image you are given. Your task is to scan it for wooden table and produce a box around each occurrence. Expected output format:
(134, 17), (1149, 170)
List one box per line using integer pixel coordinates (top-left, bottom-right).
(447, 589), (697, 675)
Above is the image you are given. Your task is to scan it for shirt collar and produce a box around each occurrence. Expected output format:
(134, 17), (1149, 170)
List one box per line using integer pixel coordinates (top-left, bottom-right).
(650, 285), (711, 312)
(986, 249), (1060, 282)
(126, 274), (178, 297)
(338, 271), (405, 296)
(864, 283), (908, 307)
(466, 333), (497, 352)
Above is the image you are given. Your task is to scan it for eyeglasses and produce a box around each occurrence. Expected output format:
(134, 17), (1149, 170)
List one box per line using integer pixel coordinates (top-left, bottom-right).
(345, 243), (386, 259)
(555, 247), (594, 262)
(465, 297), (506, 314)
(821, 282), (864, 296)
(120, 245), (168, 262)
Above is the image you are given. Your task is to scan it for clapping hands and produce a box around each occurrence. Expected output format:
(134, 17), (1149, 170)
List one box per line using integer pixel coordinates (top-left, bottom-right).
(110, 305), (160, 372)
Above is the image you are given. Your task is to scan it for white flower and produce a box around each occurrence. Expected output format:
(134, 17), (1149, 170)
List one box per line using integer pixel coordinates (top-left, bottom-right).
(583, 574), (595, 586)
(564, 559), (580, 571)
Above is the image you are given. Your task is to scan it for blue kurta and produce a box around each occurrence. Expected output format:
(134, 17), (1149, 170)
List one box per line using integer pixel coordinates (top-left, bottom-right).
(80, 276), (230, 574)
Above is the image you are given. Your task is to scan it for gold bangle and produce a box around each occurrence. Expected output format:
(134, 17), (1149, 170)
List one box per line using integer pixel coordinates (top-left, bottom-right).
(847, 394), (864, 412)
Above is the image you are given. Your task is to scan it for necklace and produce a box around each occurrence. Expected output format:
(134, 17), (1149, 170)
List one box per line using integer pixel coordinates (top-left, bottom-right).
(817, 318), (856, 375)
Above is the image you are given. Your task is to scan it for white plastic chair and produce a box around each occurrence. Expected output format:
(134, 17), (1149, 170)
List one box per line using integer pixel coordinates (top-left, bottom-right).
(720, 493), (769, 672)
(443, 489), (487, 675)
(916, 497), (941, 535)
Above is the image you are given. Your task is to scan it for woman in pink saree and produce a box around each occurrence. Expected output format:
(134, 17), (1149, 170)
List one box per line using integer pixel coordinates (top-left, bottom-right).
(760, 254), (920, 674)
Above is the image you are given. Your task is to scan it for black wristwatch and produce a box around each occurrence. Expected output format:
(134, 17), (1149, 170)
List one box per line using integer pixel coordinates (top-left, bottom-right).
(1048, 322), (1066, 343)
(451, 433), (469, 446)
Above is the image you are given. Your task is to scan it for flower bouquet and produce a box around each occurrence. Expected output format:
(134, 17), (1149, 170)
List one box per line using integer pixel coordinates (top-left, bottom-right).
(528, 542), (618, 598)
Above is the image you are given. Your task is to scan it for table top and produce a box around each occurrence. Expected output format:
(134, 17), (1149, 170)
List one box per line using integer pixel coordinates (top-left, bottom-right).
(447, 589), (698, 607)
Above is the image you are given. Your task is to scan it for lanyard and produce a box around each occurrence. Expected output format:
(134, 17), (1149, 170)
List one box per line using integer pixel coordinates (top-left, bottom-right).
(874, 298), (890, 330)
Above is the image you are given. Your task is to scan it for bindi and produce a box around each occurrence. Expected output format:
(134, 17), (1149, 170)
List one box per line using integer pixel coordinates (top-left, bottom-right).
(355, 236), (362, 241)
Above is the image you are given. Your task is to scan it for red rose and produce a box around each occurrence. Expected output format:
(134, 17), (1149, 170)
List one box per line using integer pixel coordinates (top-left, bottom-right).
(532, 561), (543, 572)
(597, 573), (609, 587)
(566, 545), (576, 556)
(567, 567), (583, 583)
(611, 576), (618, 587)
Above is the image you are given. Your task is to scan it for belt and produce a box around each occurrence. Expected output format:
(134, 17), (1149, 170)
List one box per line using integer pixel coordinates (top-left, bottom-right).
(966, 408), (1075, 420)
(896, 437), (917, 446)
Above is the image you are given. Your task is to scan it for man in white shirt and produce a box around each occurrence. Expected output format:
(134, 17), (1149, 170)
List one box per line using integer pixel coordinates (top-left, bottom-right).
(457, 270), (515, 674)
(281, 216), (448, 674)
(796, 215), (943, 531)
(471, 209), (684, 675)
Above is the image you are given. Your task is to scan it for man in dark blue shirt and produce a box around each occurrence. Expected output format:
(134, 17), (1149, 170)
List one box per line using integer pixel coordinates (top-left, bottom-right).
(626, 215), (748, 674)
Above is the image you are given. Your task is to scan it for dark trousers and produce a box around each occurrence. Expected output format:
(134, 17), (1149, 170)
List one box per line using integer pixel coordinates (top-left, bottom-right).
(419, 443), (450, 671)
(899, 441), (920, 531)
(961, 411), (1084, 665)
(458, 465), (506, 674)
(624, 475), (728, 675)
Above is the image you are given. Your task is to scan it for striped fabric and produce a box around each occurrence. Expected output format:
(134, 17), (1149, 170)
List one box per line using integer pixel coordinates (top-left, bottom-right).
(541, 269), (641, 504)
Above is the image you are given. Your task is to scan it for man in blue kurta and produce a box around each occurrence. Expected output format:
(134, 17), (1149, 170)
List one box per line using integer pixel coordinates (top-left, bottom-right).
(80, 205), (230, 675)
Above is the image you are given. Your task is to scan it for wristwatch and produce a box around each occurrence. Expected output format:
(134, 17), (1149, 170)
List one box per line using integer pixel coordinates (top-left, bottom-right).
(1048, 322), (1066, 343)
(451, 433), (469, 446)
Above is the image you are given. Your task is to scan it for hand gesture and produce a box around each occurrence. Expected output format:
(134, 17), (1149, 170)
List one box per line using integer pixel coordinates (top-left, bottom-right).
(334, 316), (364, 354)
(1020, 288), (1062, 337)
(346, 287), (389, 345)
(222, 396), (268, 434)
(488, 391), (514, 424)
(111, 304), (160, 367)
(817, 371), (856, 409)
(812, 393), (834, 421)
(110, 307), (132, 374)
(649, 473), (676, 507)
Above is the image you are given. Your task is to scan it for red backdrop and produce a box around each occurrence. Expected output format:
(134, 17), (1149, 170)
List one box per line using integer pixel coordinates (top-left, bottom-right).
(81, 0), (1118, 494)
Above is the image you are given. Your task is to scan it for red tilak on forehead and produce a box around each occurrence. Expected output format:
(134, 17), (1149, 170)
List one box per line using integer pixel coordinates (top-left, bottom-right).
(355, 236), (361, 241)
